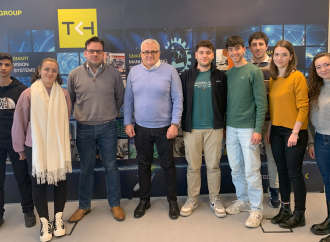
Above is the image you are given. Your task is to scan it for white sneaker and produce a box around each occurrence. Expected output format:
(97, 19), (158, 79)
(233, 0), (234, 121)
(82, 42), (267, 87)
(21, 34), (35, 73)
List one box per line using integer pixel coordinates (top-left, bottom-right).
(180, 198), (198, 216)
(226, 200), (251, 215)
(210, 198), (226, 218)
(53, 212), (65, 237)
(245, 210), (263, 228)
(39, 217), (52, 242)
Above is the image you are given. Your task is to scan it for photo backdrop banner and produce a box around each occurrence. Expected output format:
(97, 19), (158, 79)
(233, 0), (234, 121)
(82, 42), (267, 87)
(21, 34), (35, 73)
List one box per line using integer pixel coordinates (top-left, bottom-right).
(1, 0), (328, 202)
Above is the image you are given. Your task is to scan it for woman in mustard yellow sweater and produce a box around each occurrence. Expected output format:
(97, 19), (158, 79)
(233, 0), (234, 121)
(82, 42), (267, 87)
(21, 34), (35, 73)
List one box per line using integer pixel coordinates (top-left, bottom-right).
(265, 40), (309, 229)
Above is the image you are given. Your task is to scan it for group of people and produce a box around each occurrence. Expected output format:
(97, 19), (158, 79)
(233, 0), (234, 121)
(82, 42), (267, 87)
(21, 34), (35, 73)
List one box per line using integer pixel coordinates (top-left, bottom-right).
(0, 31), (329, 242)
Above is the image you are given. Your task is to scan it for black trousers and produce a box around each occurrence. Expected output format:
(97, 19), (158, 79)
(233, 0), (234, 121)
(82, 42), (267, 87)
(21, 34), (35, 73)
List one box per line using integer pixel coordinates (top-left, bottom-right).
(0, 139), (34, 216)
(25, 146), (67, 219)
(134, 124), (177, 202)
(270, 125), (308, 211)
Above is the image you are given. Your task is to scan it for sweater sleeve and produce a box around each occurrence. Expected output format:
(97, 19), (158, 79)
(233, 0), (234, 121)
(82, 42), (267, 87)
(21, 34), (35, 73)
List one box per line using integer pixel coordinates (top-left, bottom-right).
(12, 89), (31, 153)
(63, 89), (72, 120)
(170, 68), (183, 125)
(67, 72), (76, 106)
(307, 122), (315, 146)
(124, 71), (134, 125)
(252, 69), (267, 133)
(222, 71), (228, 121)
(294, 74), (309, 123)
(115, 72), (125, 111)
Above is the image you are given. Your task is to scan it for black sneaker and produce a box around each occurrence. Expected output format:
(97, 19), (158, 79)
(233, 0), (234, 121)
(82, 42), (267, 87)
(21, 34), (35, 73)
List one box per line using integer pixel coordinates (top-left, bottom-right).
(24, 211), (36, 227)
(269, 187), (281, 208)
(0, 215), (4, 227)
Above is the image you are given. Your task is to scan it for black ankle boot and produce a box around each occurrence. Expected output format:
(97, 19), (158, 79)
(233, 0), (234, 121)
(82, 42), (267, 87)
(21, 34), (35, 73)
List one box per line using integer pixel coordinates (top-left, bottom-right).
(320, 234), (330, 242)
(279, 210), (305, 229)
(271, 203), (292, 224)
(311, 201), (330, 235)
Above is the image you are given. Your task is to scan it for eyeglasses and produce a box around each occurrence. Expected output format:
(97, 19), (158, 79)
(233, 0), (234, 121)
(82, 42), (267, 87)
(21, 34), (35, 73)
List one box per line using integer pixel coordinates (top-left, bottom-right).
(42, 68), (58, 74)
(86, 49), (104, 54)
(141, 50), (159, 56)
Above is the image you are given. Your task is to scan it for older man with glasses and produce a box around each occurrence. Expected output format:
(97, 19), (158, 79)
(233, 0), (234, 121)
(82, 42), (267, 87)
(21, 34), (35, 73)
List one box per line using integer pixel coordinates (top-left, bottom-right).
(67, 36), (125, 223)
(124, 39), (183, 220)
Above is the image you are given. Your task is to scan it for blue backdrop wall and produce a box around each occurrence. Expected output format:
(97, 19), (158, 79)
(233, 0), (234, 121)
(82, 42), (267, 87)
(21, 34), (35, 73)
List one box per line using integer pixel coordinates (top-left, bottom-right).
(1, 0), (328, 202)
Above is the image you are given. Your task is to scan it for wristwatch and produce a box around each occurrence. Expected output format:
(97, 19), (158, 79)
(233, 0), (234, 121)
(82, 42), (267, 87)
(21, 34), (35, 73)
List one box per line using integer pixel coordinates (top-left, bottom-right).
(171, 123), (180, 128)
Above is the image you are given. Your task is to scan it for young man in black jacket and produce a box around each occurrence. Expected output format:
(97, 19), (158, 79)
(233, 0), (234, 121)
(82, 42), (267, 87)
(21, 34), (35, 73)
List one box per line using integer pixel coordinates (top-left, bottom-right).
(180, 40), (227, 218)
(0, 53), (35, 228)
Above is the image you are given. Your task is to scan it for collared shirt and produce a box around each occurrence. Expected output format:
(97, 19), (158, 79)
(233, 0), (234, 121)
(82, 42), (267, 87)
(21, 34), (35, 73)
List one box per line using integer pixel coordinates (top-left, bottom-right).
(86, 63), (103, 78)
(251, 55), (270, 68)
(142, 60), (161, 70)
(124, 61), (183, 128)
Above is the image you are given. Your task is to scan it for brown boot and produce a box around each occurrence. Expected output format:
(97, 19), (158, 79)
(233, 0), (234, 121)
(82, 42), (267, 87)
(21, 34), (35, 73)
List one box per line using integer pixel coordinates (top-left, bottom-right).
(68, 208), (91, 223)
(111, 206), (125, 221)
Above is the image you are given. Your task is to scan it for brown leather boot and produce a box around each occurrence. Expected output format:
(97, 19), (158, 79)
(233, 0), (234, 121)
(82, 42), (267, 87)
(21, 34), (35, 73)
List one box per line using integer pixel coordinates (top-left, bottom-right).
(111, 206), (125, 221)
(68, 208), (91, 223)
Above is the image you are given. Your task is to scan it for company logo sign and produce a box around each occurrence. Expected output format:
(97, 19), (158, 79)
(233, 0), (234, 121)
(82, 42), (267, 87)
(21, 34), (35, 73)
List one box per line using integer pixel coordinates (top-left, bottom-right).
(0, 10), (22, 16)
(58, 9), (98, 48)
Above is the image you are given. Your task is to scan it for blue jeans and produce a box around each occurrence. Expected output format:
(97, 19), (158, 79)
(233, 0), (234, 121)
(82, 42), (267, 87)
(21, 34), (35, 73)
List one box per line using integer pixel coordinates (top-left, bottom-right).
(76, 121), (121, 209)
(226, 126), (263, 211)
(314, 132), (330, 201)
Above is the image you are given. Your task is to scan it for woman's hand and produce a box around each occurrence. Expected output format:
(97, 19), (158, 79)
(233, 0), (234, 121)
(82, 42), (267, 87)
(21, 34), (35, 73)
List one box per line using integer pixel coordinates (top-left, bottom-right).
(287, 133), (298, 147)
(18, 152), (26, 160)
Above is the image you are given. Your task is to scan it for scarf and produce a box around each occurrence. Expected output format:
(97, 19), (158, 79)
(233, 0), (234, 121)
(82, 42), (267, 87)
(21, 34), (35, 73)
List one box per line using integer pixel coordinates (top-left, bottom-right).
(31, 79), (72, 185)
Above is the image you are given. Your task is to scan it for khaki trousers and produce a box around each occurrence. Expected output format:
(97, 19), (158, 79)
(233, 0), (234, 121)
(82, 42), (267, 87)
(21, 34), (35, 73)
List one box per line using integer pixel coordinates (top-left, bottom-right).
(183, 129), (223, 201)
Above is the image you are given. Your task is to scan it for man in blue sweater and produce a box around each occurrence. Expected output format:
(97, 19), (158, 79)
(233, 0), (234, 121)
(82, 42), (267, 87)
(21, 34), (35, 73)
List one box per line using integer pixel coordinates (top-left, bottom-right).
(124, 39), (183, 220)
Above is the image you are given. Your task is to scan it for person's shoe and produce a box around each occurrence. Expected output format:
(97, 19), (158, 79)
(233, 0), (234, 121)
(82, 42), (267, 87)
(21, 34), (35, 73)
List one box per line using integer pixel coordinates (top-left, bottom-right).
(226, 200), (250, 215)
(0, 215), (4, 227)
(68, 208), (91, 223)
(271, 203), (292, 224)
(279, 210), (305, 229)
(269, 187), (281, 208)
(320, 234), (330, 242)
(134, 200), (151, 218)
(39, 217), (52, 242)
(245, 210), (263, 228)
(169, 201), (180, 220)
(111, 206), (125, 221)
(210, 198), (226, 218)
(53, 212), (65, 237)
(311, 201), (330, 235)
(180, 198), (198, 217)
(24, 211), (36, 227)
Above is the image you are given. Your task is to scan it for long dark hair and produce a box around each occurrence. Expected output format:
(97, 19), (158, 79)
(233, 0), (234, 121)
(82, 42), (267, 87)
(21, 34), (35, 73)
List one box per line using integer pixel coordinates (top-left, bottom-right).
(308, 52), (330, 108)
(270, 40), (297, 80)
(30, 58), (63, 85)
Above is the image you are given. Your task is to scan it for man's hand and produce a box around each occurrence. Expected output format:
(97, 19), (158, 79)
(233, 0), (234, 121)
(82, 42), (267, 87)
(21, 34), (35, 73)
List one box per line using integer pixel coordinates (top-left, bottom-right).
(125, 124), (136, 138)
(308, 145), (315, 159)
(265, 129), (271, 144)
(250, 132), (262, 145)
(18, 152), (26, 160)
(166, 124), (178, 139)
